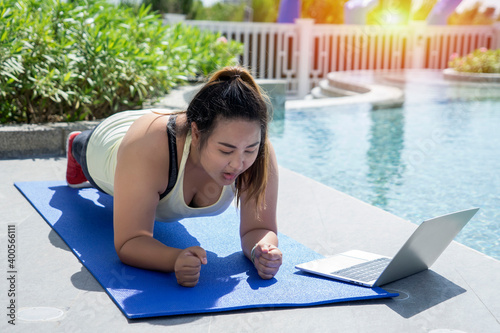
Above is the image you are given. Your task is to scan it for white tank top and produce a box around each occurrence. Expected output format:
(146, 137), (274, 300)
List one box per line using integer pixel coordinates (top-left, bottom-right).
(86, 109), (236, 222)
(155, 131), (236, 222)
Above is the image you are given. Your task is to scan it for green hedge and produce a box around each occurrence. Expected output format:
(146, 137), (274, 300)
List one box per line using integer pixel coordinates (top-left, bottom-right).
(448, 48), (500, 74)
(0, 0), (243, 124)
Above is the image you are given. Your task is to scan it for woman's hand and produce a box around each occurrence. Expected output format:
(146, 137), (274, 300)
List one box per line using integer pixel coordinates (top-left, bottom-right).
(252, 244), (282, 279)
(174, 246), (207, 287)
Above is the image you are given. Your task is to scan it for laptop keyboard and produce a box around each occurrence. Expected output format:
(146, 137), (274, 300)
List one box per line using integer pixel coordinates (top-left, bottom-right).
(331, 257), (391, 282)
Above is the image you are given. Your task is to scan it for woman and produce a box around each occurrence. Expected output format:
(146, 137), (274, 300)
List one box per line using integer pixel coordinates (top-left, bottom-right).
(66, 66), (282, 287)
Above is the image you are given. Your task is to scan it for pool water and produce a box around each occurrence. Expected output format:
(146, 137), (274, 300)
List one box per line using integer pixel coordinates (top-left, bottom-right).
(269, 79), (500, 260)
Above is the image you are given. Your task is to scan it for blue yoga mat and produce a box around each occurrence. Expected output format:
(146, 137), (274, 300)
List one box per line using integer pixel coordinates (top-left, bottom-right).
(15, 181), (397, 319)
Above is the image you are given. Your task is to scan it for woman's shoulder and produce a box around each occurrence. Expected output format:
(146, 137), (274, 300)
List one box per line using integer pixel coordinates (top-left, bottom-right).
(120, 111), (188, 155)
(115, 112), (169, 158)
(115, 112), (174, 191)
(127, 112), (169, 140)
(131, 111), (188, 134)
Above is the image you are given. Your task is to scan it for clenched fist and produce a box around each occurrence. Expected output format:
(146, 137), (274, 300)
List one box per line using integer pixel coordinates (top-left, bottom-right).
(252, 244), (282, 279)
(174, 246), (207, 287)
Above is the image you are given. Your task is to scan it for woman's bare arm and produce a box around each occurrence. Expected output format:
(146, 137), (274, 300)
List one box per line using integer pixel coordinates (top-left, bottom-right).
(112, 114), (180, 269)
(112, 114), (207, 287)
(240, 141), (282, 279)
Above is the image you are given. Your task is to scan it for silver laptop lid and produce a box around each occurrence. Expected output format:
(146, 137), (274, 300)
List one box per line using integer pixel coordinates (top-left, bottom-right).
(374, 208), (479, 286)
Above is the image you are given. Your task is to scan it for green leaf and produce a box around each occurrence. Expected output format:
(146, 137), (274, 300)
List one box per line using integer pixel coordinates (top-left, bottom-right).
(0, 0), (243, 124)
(2, 72), (20, 82)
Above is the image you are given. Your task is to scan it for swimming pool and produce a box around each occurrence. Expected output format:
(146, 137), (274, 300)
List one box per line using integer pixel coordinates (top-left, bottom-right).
(269, 73), (500, 260)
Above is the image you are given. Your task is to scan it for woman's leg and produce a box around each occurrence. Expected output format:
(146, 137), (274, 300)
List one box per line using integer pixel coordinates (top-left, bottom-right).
(66, 129), (107, 192)
(66, 131), (88, 188)
(72, 129), (92, 173)
(66, 130), (94, 188)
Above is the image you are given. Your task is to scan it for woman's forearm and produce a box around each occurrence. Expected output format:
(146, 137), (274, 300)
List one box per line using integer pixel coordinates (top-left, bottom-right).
(116, 235), (183, 272)
(241, 228), (279, 260)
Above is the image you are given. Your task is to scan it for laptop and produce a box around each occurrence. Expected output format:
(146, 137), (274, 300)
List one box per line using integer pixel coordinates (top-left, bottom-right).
(295, 208), (479, 287)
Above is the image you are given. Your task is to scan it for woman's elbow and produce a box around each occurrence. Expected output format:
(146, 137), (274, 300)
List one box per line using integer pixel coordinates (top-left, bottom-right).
(114, 238), (130, 264)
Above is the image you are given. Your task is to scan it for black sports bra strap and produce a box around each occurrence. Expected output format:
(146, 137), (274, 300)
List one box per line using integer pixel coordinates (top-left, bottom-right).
(160, 115), (178, 199)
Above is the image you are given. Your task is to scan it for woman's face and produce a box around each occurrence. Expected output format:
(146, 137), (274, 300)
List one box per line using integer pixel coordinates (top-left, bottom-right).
(194, 117), (261, 186)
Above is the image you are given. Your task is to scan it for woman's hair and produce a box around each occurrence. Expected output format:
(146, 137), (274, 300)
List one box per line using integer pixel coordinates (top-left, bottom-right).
(186, 66), (271, 210)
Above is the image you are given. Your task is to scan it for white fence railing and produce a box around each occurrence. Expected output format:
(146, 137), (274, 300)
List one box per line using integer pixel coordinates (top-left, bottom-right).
(186, 20), (500, 97)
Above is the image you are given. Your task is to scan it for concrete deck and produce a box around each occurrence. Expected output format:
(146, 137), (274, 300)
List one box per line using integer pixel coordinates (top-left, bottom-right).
(1, 71), (499, 332)
(1, 158), (499, 332)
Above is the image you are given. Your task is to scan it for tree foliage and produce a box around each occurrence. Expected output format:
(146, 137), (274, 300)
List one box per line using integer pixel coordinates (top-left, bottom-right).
(0, 0), (242, 124)
(449, 48), (500, 74)
(301, 0), (348, 24)
(448, 2), (499, 25)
